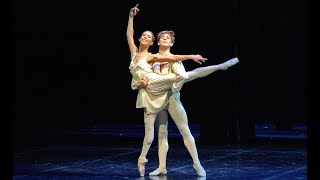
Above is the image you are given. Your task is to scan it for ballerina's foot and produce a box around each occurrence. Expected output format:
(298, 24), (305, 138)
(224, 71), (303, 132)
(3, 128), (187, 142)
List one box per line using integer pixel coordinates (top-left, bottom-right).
(193, 164), (206, 177)
(138, 158), (148, 177)
(149, 168), (167, 176)
(220, 57), (239, 70)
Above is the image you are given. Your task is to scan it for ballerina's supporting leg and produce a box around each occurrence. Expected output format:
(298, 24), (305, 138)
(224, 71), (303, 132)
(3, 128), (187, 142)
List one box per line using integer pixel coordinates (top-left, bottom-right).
(185, 57), (239, 83)
(137, 113), (157, 176)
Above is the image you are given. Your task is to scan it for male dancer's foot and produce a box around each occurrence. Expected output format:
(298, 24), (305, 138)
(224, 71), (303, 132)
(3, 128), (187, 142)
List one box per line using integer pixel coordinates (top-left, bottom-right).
(149, 168), (167, 176)
(220, 57), (239, 70)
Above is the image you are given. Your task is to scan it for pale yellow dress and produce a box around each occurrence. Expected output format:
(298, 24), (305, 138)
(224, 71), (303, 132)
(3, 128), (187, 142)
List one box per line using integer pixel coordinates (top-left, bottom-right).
(129, 53), (180, 114)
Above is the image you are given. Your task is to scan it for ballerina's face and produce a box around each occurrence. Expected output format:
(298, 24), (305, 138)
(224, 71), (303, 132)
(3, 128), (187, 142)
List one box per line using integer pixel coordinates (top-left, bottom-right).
(139, 31), (154, 46)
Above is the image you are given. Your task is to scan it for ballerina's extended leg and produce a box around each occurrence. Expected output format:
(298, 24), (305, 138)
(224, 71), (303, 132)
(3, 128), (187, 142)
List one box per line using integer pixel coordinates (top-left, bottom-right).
(185, 57), (239, 82)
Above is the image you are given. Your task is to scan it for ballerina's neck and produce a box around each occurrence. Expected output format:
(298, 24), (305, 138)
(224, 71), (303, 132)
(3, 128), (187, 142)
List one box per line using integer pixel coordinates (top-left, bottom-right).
(133, 52), (149, 63)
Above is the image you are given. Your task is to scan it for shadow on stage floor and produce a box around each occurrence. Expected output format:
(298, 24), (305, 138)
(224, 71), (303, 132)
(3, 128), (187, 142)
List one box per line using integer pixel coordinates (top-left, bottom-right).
(13, 123), (307, 180)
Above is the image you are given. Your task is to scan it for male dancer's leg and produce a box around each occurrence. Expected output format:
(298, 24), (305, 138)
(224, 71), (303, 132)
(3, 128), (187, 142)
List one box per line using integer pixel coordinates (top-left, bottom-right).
(167, 92), (206, 177)
(150, 110), (169, 176)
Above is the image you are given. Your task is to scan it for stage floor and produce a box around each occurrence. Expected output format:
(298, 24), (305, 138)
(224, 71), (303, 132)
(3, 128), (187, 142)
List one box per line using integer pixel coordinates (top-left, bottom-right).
(13, 123), (307, 180)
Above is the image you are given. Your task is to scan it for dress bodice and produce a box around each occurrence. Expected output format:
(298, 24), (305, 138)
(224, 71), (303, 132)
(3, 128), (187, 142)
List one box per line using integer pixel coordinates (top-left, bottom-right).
(129, 53), (153, 80)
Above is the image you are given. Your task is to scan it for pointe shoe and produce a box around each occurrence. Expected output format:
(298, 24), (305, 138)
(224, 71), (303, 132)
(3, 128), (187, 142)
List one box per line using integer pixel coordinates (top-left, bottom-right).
(149, 168), (167, 176)
(138, 158), (148, 177)
(220, 57), (239, 70)
(193, 164), (206, 177)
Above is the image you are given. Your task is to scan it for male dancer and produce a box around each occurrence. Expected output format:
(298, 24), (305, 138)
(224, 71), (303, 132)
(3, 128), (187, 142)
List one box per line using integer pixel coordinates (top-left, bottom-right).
(134, 29), (238, 176)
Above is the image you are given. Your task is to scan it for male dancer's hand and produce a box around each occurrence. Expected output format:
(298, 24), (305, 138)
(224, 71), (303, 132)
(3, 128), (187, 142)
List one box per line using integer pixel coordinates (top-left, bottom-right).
(139, 76), (149, 87)
(192, 54), (208, 65)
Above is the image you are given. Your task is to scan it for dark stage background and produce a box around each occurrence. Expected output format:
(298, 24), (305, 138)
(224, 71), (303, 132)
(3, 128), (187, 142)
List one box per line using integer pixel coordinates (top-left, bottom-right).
(13, 0), (309, 146)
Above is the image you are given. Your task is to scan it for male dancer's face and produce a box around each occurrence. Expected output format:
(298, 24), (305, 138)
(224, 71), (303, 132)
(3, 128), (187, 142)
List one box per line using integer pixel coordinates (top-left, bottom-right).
(158, 33), (173, 47)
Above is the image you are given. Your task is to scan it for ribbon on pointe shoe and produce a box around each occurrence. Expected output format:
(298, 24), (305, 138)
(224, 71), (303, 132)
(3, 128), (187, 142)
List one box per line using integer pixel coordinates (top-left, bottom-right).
(220, 57), (239, 70)
(138, 158), (148, 177)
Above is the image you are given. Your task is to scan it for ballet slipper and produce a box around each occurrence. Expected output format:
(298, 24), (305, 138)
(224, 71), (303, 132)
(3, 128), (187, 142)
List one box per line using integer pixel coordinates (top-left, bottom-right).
(193, 164), (206, 177)
(138, 157), (148, 177)
(220, 57), (239, 70)
(149, 168), (167, 176)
